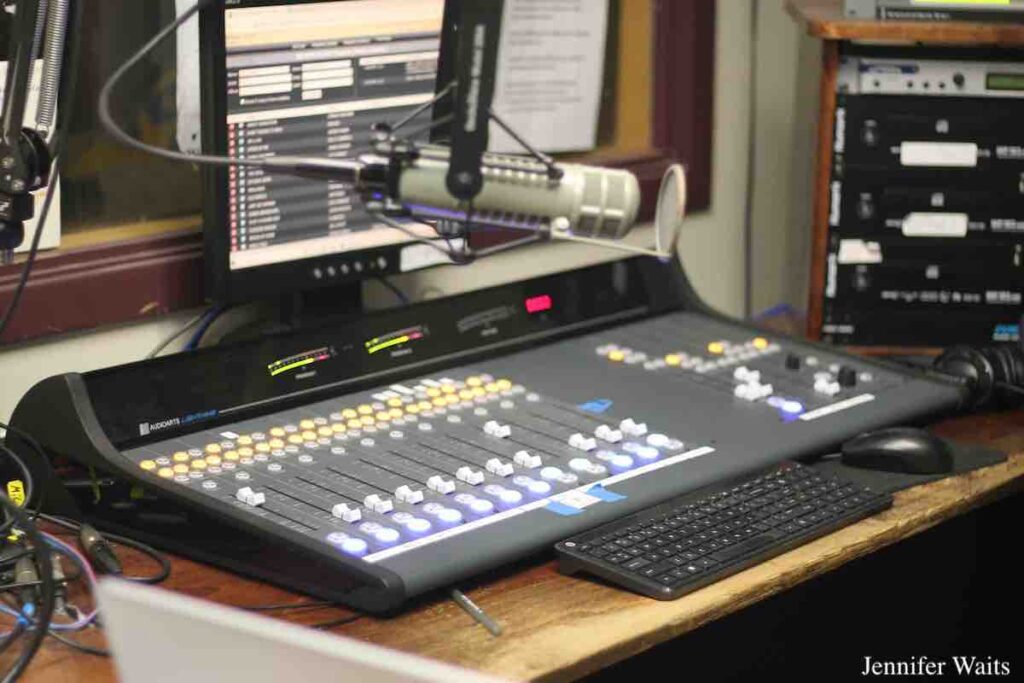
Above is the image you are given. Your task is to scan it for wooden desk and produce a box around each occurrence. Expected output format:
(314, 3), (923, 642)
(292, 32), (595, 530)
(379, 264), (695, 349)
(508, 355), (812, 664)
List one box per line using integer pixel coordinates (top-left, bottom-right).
(18, 409), (1024, 682)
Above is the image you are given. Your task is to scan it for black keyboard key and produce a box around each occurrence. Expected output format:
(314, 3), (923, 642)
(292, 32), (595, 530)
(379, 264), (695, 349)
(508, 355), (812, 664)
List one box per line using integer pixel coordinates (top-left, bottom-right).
(624, 557), (650, 572)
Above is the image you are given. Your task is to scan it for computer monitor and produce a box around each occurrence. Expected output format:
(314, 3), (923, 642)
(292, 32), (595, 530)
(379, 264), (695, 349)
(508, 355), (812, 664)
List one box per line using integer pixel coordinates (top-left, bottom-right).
(201, 0), (447, 302)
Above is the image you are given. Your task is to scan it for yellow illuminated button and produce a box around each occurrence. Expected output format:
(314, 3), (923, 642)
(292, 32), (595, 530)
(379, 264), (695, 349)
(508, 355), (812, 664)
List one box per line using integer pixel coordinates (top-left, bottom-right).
(331, 423), (346, 433)
(300, 419), (316, 430)
(387, 398), (404, 408)
(269, 439), (285, 450)
(191, 459), (207, 470)
(268, 429), (284, 439)
(472, 387), (486, 398)
(389, 408), (403, 419)
(608, 350), (626, 362)
(360, 415), (375, 426)
(224, 451), (240, 462)
(139, 460), (157, 471)
(665, 354), (682, 367)
(372, 412), (388, 423)
(753, 337), (769, 350)
(205, 444), (222, 454)
(445, 395), (460, 405)
(206, 455), (222, 466)
(459, 389), (475, 400)
(441, 385), (456, 394)
(496, 379), (513, 391)
(238, 447), (254, 457)
(158, 467), (174, 479)
(406, 404), (420, 415)
(172, 452), (190, 463)
(173, 464), (189, 475)
(418, 401), (433, 411)
(347, 419), (363, 429)
(485, 382), (500, 393)
(466, 376), (483, 387)
(318, 426), (333, 437)
(301, 430), (318, 442)
(256, 442), (272, 453)
(342, 409), (358, 419)
(357, 405), (373, 415)
(238, 435), (254, 445)
(426, 387), (442, 398)
(707, 342), (725, 355)
(432, 397), (447, 408)
(288, 435), (304, 445)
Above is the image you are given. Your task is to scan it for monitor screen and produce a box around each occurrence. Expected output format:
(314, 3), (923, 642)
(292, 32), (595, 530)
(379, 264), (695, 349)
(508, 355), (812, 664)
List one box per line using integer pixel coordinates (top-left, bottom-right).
(204, 0), (445, 300)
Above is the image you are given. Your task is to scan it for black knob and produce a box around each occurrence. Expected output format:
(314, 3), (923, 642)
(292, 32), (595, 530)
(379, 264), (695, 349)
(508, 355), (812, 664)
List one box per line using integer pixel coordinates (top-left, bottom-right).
(856, 194), (875, 220)
(785, 353), (801, 371)
(838, 366), (857, 387)
(953, 72), (965, 88)
(861, 120), (879, 147)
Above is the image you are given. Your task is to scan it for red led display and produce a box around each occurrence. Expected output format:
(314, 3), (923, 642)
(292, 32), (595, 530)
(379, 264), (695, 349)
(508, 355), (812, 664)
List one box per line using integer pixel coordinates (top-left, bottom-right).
(525, 294), (553, 314)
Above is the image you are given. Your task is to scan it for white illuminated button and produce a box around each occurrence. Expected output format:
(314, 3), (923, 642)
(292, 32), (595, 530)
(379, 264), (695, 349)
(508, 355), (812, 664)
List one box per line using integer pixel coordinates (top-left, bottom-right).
(540, 466), (566, 482)
(361, 524), (400, 546)
(427, 475), (456, 494)
(485, 458), (514, 477)
(363, 494), (394, 514)
(455, 493), (495, 515)
(569, 458), (608, 476)
(235, 487), (265, 507)
(568, 433), (597, 451)
(404, 517), (432, 534)
(456, 466), (485, 485)
(647, 433), (671, 448)
(331, 503), (362, 523)
(438, 507), (463, 525)
(594, 425), (623, 443)
(734, 384), (756, 401)
(620, 419), (648, 437)
(394, 485), (424, 504)
(814, 379), (841, 396)
(513, 450), (542, 469)
(483, 421), (511, 438)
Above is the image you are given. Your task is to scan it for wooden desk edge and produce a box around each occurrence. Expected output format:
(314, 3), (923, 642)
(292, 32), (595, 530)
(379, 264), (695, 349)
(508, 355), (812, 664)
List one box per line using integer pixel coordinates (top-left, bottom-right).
(359, 448), (1024, 683)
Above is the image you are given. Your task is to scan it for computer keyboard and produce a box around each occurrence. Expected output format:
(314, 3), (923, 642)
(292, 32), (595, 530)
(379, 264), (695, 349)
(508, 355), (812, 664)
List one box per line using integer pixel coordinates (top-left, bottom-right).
(555, 461), (892, 600)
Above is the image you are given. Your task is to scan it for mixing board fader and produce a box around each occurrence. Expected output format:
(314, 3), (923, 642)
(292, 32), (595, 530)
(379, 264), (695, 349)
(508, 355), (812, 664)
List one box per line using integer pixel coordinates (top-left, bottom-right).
(9, 258), (965, 612)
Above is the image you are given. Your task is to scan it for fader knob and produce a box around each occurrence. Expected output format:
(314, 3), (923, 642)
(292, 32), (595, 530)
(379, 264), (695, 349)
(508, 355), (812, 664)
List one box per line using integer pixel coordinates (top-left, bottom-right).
(838, 366), (858, 388)
(785, 353), (801, 370)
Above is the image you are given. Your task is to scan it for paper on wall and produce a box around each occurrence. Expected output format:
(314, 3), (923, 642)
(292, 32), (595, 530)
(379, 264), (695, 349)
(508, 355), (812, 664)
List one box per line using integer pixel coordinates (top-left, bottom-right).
(489, 0), (609, 154)
(0, 60), (61, 254)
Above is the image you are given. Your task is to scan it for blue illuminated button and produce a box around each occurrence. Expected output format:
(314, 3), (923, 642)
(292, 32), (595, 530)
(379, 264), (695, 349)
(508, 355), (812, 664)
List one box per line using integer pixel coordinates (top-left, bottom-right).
(622, 442), (659, 461)
(438, 508), (464, 525)
(781, 400), (804, 415)
(512, 475), (552, 496)
(454, 493), (495, 516)
(359, 522), (400, 546)
(596, 450), (634, 472)
(484, 484), (524, 508)
(405, 517), (432, 534)
(325, 532), (369, 557)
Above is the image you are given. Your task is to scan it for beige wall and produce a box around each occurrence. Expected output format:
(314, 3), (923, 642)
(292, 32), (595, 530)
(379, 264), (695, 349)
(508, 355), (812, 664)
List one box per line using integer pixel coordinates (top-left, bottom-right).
(0, 0), (818, 423)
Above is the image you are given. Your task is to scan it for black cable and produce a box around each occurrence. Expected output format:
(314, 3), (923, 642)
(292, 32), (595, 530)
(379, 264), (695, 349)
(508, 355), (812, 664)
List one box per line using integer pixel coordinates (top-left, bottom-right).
(239, 600), (335, 612)
(0, 495), (55, 683)
(996, 381), (1024, 397)
(0, 0), (84, 343)
(310, 614), (364, 630)
(36, 514), (170, 585)
(47, 630), (108, 657)
(376, 276), (410, 306)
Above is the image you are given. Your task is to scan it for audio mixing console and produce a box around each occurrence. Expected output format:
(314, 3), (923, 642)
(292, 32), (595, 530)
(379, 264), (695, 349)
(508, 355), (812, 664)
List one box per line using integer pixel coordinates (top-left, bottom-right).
(9, 258), (966, 612)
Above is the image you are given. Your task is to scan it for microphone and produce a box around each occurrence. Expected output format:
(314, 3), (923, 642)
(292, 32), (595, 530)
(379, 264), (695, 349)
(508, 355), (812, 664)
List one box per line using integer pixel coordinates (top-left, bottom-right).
(384, 144), (641, 242)
(264, 144), (684, 259)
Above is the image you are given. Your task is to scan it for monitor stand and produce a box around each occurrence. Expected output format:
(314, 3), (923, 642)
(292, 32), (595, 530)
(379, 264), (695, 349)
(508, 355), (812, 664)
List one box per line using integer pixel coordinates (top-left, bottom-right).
(221, 282), (365, 344)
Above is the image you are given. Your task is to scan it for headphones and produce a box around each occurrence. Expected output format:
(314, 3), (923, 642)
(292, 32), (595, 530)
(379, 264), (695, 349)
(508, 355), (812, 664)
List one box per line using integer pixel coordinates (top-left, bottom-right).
(933, 342), (1024, 411)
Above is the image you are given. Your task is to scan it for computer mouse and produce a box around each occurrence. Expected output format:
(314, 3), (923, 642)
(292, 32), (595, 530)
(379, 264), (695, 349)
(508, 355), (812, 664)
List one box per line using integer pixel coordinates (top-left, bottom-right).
(841, 427), (954, 475)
